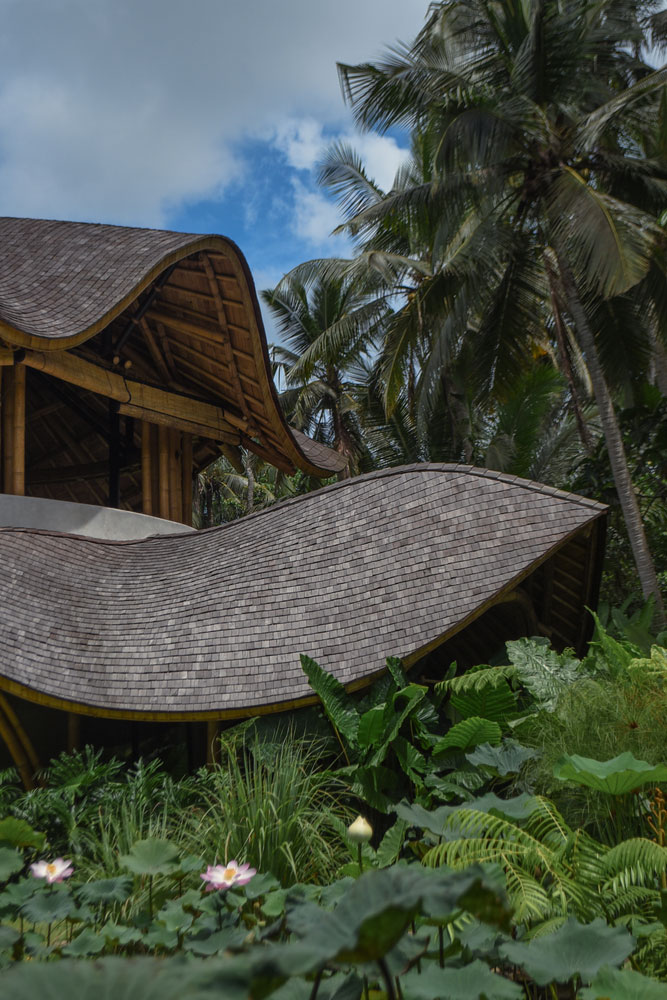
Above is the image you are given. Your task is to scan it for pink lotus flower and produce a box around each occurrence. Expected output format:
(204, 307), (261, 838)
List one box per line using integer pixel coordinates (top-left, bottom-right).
(200, 860), (256, 891)
(30, 858), (74, 884)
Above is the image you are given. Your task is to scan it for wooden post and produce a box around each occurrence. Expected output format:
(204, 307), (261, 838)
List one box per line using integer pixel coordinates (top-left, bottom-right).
(11, 364), (25, 496)
(169, 428), (182, 522)
(3, 368), (13, 493)
(158, 424), (170, 519)
(141, 421), (153, 515)
(182, 433), (193, 526)
(108, 401), (120, 508)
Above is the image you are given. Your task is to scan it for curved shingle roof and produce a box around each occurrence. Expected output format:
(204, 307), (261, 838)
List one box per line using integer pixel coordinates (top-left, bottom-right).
(0, 217), (347, 478)
(0, 465), (606, 720)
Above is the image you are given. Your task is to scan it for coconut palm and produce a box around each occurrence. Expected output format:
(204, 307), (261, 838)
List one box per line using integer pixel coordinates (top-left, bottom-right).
(262, 264), (389, 476)
(328, 0), (667, 615)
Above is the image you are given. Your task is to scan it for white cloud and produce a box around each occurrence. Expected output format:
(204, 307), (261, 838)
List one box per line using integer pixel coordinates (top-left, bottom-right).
(291, 180), (351, 253)
(0, 0), (426, 226)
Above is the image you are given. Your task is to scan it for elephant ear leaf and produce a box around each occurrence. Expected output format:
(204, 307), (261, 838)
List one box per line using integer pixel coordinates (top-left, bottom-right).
(499, 918), (635, 986)
(300, 655), (360, 748)
(553, 752), (667, 795)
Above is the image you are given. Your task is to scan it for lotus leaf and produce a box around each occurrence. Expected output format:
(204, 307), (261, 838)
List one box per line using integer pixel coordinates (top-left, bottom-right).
(119, 838), (181, 876)
(0, 924), (19, 950)
(396, 793), (540, 835)
(62, 927), (106, 957)
(579, 965), (667, 999)
(553, 752), (667, 795)
(75, 875), (134, 905)
(0, 817), (45, 850)
(21, 884), (78, 923)
(0, 846), (23, 882)
(499, 918), (635, 985)
(401, 960), (523, 999)
(0, 956), (193, 1000)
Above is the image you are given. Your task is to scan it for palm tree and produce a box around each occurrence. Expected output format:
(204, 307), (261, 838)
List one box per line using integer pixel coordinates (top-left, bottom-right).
(328, 0), (667, 616)
(262, 264), (389, 477)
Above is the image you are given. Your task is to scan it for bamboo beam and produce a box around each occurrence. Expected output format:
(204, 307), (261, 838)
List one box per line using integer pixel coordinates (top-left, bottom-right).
(0, 693), (40, 772)
(182, 433), (193, 526)
(169, 428), (182, 522)
(19, 349), (249, 432)
(202, 256), (258, 433)
(118, 401), (240, 444)
(3, 367), (15, 493)
(0, 699), (34, 790)
(219, 442), (245, 474)
(12, 364), (25, 495)
(158, 424), (170, 519)
(29, 459), (140, 487)
(147, 308), (255, 361)
(141, 421), (153, 515)
(0, 348), (15, 366)
(140, 317), (173, 385)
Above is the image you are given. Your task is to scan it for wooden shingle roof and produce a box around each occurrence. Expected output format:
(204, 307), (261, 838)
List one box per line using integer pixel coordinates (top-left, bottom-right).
(0, 217), (347, 485)
(0, 465), (606, 720)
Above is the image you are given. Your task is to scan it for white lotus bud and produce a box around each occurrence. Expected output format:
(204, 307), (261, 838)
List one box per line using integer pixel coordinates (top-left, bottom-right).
(348, 815), (373, 843)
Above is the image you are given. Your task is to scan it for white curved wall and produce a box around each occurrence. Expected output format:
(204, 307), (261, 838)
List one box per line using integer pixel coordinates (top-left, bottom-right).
(0, 494), (195, 540)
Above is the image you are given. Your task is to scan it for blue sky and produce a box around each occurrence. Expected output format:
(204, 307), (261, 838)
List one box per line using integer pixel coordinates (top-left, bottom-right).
(0, 0), (424, 337)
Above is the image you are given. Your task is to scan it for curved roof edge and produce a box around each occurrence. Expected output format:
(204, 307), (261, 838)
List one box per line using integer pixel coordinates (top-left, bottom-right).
(0, 217), (347, 478)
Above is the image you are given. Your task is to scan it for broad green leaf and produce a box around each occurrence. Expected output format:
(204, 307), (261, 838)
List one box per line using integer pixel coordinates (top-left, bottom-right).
(75, 875), (134, 905)
(553, 752), (667, 796)
(466, 740), (538, 775)
(579, 965), (667, 999)
(62, 927), (106, 957)
(375, 820), (407, 867)
(506, 637), (581, 710)
(396, 794), (541, 835)
(357, 705), (385, 748)
(386, 656), (407, 689)
(154, 898), (194, 934)
(451, 678), (517, 723)
(184, 926), (247, 955)
(244, 871), (280, 900)
(0, 846), (23, 882)
(499, 918), (635, 985)
(349, 764), (397, 812)
(119, 838), (180, 876)
(401, 960), (522, 999)
(0, 957), (193, 1000)
(300, 654), (360, 747)
(433, 717), (502, 754)
(0, 817), (45, 850)
(143, 925), (180, 949)
(0, 923), (19, 950)
(369, 684), (428, 766)
(21, 884), (78, 923)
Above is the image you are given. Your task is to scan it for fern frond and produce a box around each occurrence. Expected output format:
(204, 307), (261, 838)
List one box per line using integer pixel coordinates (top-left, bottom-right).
(436, 664), (518, 697)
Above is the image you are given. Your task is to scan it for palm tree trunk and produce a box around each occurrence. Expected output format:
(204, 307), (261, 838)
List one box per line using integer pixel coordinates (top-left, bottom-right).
(244, 452), (255, 514)
(556, 250), (665, 624)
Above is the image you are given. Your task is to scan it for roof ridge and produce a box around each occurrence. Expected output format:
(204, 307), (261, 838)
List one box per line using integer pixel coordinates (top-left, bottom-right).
(0, 464), (606, 547)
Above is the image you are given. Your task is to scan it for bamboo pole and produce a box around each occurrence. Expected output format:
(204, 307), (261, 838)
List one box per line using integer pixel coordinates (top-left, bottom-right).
(141, 421), (153, 515)
(0, 701), (34, 790)
(0, 693), (40, 772)
(182, 433), (193, 526)
(169, 428), (182, 522)
(3, 368), (14, 494)
(12, 364), (25, 496)
(158, 425), (170, 519)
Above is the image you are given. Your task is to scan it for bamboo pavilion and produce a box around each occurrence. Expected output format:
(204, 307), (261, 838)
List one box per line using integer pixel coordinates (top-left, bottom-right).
(0, 218), (607, 787)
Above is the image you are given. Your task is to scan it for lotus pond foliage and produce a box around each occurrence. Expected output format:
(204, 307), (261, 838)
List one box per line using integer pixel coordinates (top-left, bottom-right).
(0, 614), (666, 998)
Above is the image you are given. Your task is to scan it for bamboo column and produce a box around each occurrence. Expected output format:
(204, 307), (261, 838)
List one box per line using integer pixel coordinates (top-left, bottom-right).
(182, 433), (193, 526)
(141, 421), (154, 515)
(12, 364), (25, 495)
(158, 424), (170, 519)
(67, 712), (81, 754)
(169, 428), (182, 523)
(3, 368), (15, 493)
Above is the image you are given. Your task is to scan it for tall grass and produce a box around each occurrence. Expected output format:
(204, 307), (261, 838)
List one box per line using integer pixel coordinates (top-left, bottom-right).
(182, 726), (352, 885)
